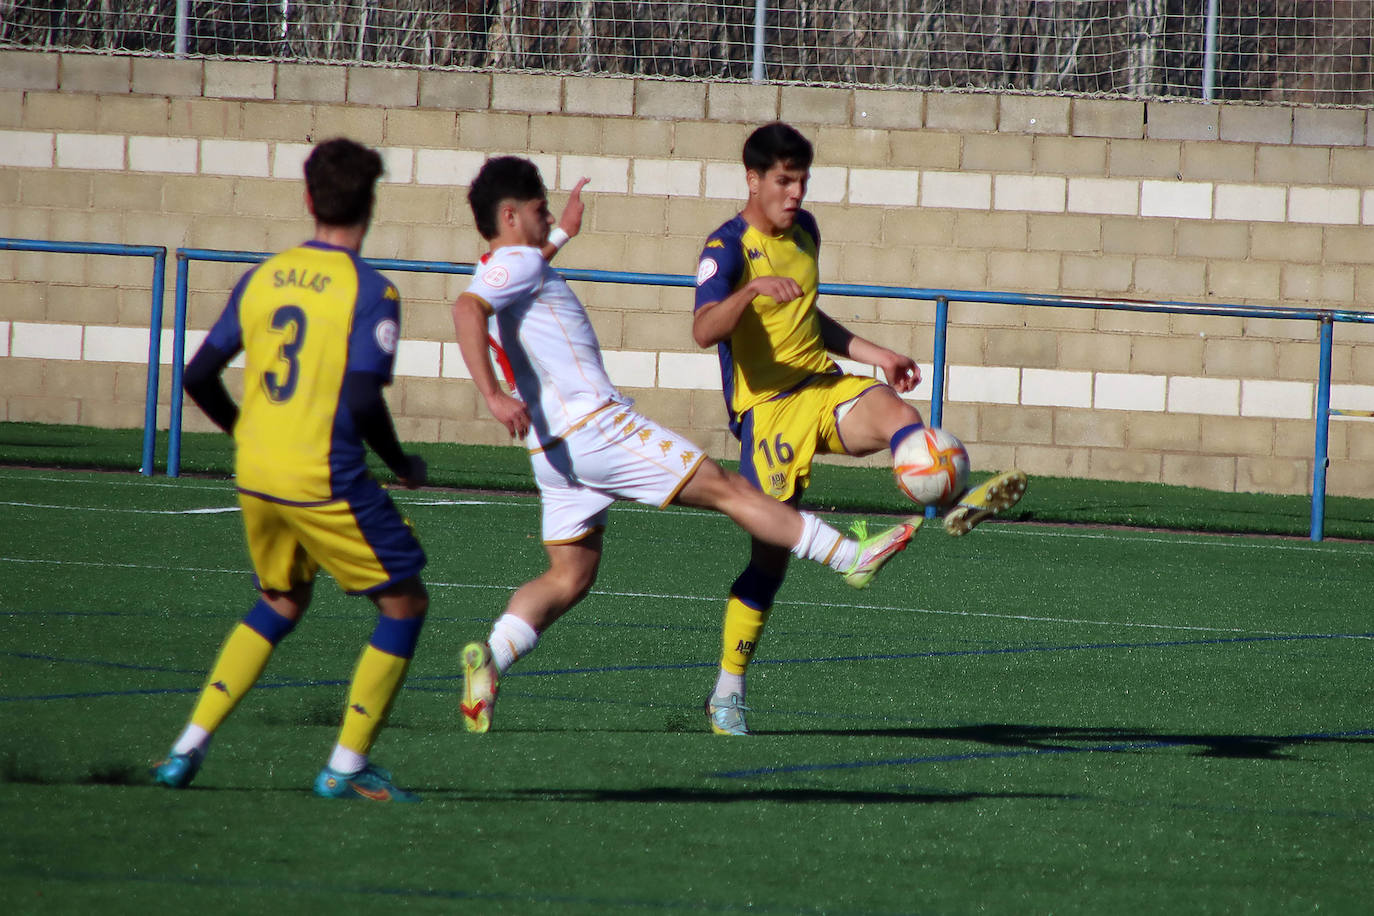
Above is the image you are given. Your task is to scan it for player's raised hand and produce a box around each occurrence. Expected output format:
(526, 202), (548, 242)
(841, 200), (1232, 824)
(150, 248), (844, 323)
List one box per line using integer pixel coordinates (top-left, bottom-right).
(486, 388), (531, 440)
(559, 177), (590, 239)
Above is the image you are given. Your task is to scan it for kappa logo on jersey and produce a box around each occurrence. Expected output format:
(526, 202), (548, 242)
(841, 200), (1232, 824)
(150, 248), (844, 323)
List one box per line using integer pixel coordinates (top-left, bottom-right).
(374, 318), (398, 354)
(638, 429), (653, 445)
(695, 258), (718, 286)
(482, 264), (511, 289)
(658, 440), (674, 456)
(680, 450), (698, 468)
(747, 248), (764, 260)
(383, 284), (399, 301)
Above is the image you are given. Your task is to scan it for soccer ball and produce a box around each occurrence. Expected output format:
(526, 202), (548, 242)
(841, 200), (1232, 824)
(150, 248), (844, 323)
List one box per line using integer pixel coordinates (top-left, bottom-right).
(892, 426), (970, 508)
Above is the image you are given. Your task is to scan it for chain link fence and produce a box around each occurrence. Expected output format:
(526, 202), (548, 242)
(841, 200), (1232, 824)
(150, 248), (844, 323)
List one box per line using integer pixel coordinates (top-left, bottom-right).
(2, 1), (1372, 103)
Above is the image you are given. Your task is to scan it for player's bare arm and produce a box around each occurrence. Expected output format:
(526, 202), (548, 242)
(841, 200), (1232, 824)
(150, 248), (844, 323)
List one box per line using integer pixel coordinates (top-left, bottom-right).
(692, 275), (805, 347)
(541, 177), (589, 262)
(452, 292), (530, 439)
(818, 311), (921, 393)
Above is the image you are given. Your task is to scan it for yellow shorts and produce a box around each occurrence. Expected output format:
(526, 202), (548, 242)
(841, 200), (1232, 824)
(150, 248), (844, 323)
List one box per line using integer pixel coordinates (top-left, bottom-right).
(739, 374), (886, 502)
(238, 481), (426, 596)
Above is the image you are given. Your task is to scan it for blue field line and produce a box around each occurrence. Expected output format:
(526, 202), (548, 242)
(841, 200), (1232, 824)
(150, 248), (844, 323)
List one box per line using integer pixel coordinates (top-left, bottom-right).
(498, 630), (1374, 680)
(0, 650), (206, 676)
(712, 726), (1374, 780)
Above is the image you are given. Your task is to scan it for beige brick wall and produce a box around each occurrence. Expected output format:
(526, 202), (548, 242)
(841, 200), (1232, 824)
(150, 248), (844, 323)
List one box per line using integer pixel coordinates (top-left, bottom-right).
(2, 50), (1372, 501)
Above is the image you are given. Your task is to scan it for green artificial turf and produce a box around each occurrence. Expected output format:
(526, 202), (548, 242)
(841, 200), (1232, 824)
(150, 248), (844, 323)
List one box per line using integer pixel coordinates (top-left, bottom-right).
(1, 466), (1371, 914)
(1, 420), (1371, 540)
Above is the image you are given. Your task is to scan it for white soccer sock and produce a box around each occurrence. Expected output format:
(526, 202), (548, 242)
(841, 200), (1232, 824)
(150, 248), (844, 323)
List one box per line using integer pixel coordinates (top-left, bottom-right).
(488, 613), (540, 674)
(171, 723), (212, 757)
(791, 512), (859, 572)
(328, 744), (367, 776)
(712, 669), (745, 699)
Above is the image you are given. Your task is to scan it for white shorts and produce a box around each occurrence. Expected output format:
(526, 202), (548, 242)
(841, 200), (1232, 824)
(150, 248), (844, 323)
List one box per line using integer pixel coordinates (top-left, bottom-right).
(530, 404), (708, 544)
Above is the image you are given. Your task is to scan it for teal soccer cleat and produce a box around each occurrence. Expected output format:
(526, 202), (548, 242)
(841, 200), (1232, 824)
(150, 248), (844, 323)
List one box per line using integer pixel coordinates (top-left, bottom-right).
(151, 750), (203, 789)
(706, 693), (751, 736)
(313, 763), (421, 803)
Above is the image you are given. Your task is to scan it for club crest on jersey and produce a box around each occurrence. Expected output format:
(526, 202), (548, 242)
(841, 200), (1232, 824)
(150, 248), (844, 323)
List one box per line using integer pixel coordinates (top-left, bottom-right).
(695, 258), (718, 286)
(482, 264), (511, 289)
(374, 318), (398, 354)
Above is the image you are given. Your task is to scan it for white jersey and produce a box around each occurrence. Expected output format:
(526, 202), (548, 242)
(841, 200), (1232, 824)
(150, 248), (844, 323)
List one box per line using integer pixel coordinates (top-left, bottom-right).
(464, 245), (628, 445)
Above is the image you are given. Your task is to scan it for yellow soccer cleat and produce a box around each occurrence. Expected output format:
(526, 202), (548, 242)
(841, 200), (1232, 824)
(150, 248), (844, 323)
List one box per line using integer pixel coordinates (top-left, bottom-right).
(460, 641), (499, 734)
(942, 469), (1028, 537)
(842, 517), (921, 589)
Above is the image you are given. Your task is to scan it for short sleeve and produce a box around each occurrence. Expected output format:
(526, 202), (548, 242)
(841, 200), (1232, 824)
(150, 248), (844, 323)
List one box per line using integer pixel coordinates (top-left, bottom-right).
(694, 233), (744, 312)
(465, 248), (544, 314)
(203, 270), (251, 356)
(348, 269), (401, 380)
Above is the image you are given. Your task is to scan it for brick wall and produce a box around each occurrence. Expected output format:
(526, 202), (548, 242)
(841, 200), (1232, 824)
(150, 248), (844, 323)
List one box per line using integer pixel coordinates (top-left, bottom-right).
(2, 50), (1372, 497)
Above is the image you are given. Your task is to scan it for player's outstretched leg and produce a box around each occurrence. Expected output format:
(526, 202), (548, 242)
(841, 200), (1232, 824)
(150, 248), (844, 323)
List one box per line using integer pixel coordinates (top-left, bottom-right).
(842, 516), (922, 589)
(943, 470), (1028, 537)
(150, 597), (299, 789)
(461, 641), (499, 733)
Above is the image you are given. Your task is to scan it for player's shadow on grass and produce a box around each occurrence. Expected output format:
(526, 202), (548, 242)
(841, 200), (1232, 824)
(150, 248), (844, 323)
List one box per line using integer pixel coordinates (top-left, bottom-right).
(437, 786), (1072, 805)
(765, 723), (1374, 761)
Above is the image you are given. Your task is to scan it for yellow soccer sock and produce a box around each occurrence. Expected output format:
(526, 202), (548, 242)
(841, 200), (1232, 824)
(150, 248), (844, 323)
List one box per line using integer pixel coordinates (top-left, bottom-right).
(720, 596), (770, 677)
(336, 615), (424, 758)
(188, 624), (277, 735)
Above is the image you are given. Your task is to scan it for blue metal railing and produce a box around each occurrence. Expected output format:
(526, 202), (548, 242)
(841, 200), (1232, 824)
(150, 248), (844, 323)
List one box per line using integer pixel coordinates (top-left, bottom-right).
(0, 238), (167, 476)
(162, 248), (1374, 541)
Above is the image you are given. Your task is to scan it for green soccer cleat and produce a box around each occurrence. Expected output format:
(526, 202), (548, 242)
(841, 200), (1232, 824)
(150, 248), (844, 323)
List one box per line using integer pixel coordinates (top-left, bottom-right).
(460, 641), (498, 734)
(842, 517), (921, 589)
(706, 693), (751, 736)
(151, 750), (203, 789)
(942, 469), (1028, 537)
(313, 763), (420, 803)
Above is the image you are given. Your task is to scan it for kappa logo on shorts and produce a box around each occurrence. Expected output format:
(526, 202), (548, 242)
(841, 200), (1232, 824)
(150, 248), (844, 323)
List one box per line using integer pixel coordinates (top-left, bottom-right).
(482, 264), (511, 289)
(638, 429), (653, 445)
(680, 450), (698, 468)
(659, 440), (674, 456)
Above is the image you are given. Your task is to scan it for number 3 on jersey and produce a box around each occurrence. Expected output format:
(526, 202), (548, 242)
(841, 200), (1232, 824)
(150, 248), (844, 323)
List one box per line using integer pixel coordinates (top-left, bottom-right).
(263, 305), (307, 402)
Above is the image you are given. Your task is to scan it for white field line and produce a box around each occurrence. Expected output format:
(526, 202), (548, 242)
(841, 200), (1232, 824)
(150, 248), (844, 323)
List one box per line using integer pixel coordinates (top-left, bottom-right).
(0, 553), (1365, 640)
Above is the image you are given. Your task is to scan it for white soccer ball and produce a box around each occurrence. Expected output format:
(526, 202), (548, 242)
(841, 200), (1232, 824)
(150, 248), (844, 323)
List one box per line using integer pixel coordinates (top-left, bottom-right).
(892, 426), (971, 508)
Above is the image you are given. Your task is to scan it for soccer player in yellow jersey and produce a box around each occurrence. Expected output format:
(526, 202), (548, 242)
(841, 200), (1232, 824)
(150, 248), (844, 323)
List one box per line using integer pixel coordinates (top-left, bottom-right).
(152, 138), (431, 801)
(451, 157), (921, 734)
(694, 123), (1028, 735)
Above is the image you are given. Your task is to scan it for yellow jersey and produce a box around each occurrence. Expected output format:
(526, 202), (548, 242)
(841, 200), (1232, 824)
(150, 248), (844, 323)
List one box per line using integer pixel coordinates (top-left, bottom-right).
(693, 211), (838, 436)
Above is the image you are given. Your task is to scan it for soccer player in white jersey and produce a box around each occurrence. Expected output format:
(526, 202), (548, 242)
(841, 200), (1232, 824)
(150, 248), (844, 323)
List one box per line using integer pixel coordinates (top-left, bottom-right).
(450, 156), (919, 733)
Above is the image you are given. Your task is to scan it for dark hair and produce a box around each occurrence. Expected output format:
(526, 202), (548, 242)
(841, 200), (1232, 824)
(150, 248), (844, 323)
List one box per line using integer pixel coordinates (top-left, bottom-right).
(303, 138), (384, 227)
(467, 156), (548, 240)
(742, 122), (814, 174)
